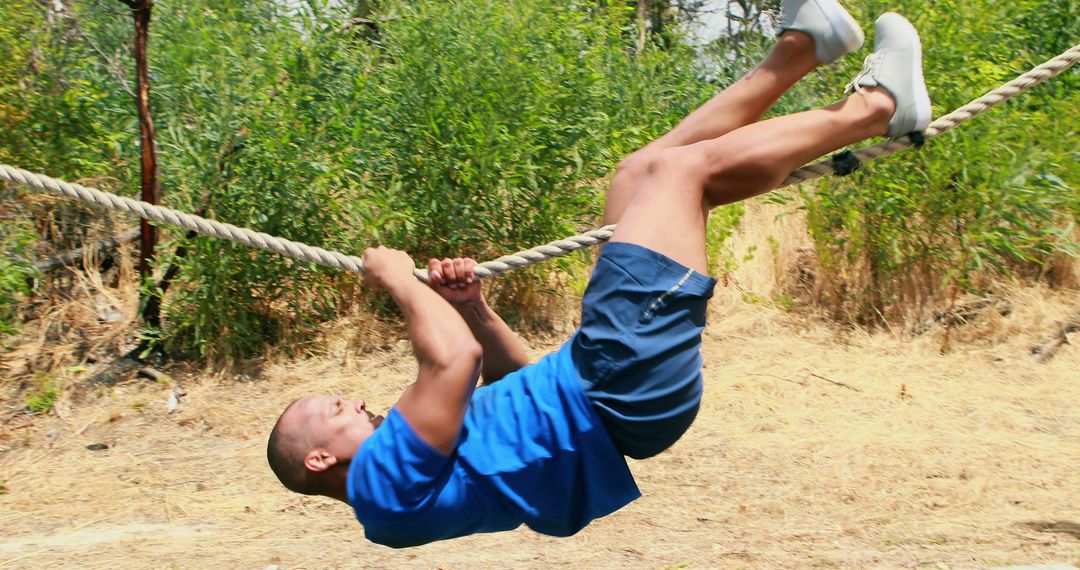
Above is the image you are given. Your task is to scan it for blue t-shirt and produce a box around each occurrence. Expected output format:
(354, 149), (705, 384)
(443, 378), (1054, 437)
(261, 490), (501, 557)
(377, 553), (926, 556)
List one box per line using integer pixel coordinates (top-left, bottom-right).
(346, 341), (640, 548)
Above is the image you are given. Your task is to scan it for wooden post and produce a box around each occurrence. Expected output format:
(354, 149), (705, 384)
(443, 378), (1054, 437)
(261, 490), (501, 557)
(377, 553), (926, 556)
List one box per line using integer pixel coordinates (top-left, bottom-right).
(119, 0), (162, 330)
(119, 0), (159, 286)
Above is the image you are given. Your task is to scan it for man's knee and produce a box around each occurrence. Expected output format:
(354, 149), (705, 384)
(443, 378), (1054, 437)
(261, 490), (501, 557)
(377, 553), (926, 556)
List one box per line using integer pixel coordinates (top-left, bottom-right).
(613, 150), (651, 186)
(644, 147), (709, 183)
(616, 146), (707, 184)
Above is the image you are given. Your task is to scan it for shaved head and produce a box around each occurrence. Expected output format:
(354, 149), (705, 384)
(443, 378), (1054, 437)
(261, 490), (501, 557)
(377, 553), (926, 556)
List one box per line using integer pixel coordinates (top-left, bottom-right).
(267, 398), (316, 494)
(267, 394), (384, 499)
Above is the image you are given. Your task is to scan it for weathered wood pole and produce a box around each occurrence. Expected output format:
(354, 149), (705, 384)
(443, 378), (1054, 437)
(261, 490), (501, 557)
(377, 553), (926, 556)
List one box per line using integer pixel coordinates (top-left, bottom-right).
(119, 0), (163, 330)
(121, 0), (159, 285)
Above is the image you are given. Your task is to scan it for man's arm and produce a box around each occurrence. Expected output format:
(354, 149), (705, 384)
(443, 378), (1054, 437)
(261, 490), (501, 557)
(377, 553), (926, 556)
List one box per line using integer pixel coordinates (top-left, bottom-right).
(454, 296), (529, 385)
(428, 258), (529, 384)
(364, 247), (482, 455)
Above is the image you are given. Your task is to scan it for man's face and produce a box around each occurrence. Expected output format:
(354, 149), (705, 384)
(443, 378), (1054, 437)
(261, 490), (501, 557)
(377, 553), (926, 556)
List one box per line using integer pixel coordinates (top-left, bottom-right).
(288, 394), (385, 467)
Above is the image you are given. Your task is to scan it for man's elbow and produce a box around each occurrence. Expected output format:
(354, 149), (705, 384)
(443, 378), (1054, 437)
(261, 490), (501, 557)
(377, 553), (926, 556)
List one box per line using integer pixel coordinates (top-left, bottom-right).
(429, 338), (483, 375)
(458, 339), (483, 371)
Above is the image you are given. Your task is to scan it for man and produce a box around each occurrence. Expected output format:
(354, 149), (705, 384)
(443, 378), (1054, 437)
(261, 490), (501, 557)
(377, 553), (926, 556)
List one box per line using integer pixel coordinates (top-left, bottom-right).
(268, 0), (931, 548)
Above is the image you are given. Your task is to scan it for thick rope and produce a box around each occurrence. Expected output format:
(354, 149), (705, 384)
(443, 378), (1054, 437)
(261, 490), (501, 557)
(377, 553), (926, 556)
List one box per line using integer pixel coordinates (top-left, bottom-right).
(2, 44), (1077, 282)
(0, 164), (370, 275)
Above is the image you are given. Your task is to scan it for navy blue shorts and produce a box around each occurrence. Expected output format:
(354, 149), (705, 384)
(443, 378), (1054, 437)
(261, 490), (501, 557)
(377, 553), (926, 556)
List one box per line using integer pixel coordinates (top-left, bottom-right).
(570, 241), (716, 459)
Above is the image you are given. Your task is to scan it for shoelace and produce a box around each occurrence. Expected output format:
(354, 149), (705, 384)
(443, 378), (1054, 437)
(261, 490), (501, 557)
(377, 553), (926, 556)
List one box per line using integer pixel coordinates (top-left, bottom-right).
(845, 51), (885, 94)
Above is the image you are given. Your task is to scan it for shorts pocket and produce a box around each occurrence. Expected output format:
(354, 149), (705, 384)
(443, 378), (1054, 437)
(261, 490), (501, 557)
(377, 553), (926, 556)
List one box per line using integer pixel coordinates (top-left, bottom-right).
(640, 268), (695, 323)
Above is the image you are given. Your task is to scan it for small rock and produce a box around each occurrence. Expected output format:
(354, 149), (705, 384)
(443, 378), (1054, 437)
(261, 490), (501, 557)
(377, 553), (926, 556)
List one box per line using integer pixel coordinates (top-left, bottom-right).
(167, 389), (180, 413)
(86, 443), (109, 451)
(104, 310), (124, 323)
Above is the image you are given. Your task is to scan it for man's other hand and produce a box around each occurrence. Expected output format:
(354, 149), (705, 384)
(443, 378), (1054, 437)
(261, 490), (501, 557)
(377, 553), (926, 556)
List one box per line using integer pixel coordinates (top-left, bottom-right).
(363, 246), (416, 291)
(428, 258), (482, 307)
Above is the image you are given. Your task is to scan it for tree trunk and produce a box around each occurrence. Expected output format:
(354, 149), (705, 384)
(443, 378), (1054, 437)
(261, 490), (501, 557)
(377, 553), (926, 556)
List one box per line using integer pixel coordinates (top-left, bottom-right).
(120, 0), (162, 331)
(131, 0), (159, 282)
(636, 0), (647, 53)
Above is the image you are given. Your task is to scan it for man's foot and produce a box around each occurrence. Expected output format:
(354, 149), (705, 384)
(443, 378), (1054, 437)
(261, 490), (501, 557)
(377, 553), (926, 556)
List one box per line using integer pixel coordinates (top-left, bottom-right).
(780, 0), (864, 65)
(846, 12), (932, 137)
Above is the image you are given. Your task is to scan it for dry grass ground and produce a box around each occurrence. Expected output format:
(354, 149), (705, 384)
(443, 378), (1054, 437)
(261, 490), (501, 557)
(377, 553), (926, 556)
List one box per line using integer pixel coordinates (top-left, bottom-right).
(1, 203), (1078, 569)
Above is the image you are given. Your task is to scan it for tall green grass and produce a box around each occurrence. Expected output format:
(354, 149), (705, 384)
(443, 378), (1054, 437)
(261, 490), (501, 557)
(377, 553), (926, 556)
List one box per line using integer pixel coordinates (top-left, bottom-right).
(788, 0), (1079, 323)
(145, 0), (720, 357)
(341, 0), (716, 305)
(0, 218), (37, 343)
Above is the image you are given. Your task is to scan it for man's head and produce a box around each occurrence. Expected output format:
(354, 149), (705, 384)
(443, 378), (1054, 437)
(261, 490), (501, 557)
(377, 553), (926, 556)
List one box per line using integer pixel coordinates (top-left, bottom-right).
(267, 395), (384, 496)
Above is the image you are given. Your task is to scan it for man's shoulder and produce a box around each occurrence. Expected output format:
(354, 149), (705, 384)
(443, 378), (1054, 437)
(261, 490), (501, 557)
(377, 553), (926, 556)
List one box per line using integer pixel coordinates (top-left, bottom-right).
(349, 408), (455, 506)
(358, 407), (450, 463)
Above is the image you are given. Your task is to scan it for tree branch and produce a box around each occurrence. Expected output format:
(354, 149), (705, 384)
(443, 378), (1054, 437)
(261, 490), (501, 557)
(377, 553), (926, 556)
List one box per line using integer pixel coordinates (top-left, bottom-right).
(1031, 314), (1080, 363)
(809, 372), (863, 392)
(69, 18), (137, 99)
(32, 228), (140, 274)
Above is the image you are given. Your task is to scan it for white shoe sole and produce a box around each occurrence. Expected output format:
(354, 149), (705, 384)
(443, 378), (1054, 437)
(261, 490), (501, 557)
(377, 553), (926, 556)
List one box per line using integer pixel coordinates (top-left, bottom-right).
(890, 15), (932, 132)
(816, 0), (865, 57)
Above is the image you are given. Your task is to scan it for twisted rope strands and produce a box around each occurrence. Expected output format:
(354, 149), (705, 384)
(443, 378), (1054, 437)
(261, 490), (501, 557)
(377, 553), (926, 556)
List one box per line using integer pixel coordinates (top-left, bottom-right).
(432, 225), (617, 281)
(3, 44), (1077, 282)
(0, 164), (368, 275)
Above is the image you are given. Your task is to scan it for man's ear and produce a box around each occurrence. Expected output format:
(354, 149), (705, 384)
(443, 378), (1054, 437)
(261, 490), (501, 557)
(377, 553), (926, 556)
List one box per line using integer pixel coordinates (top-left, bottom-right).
(304, 449), (338, 472)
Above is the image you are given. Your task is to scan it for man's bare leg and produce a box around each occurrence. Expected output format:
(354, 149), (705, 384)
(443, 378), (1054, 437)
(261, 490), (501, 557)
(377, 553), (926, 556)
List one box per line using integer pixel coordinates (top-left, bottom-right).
(608, 8), (933, 274)
(647, 34), (821, 151)
(608, 88), (896, 274)
(602, 32), (820, 225)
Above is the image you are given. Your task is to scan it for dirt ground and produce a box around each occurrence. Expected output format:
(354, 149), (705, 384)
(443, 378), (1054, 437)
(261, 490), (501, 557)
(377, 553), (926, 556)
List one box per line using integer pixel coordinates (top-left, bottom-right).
(2, 206), (1079, 569)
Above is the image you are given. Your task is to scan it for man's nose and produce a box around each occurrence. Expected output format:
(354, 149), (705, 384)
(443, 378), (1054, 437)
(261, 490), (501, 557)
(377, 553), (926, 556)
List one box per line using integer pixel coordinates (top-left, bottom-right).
(354, 399), (366, 413)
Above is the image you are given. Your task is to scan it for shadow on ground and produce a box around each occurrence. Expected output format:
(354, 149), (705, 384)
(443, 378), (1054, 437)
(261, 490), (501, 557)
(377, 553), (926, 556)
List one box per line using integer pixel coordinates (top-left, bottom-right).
(1021, 521), (1080, 540)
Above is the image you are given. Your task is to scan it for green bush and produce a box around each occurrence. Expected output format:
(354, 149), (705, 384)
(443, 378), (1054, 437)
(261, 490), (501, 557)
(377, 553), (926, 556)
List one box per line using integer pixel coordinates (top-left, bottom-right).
(146, 2), (355, 357)
(344, 0), (717, 298)
(0, 217), (38, 343)
(795, 0), (1079, 322)
(144, 0), (724, 357)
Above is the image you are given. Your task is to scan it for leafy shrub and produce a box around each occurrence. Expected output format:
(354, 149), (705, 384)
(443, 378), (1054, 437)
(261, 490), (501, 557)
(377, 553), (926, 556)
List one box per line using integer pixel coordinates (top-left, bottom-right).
(24, 373), (60, 413)
(345, 0), (718, 300)
(793, 0), (1079, 322)
(148, 0), (724, 356)
(0, 217), (38, 343)
(141, 1), (356, 357)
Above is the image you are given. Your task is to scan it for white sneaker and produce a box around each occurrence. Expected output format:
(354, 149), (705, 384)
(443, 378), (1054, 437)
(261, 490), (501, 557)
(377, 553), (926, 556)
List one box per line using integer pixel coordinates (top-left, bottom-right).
(780, 0), (865, 65)
(847, 12), (933, 137)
